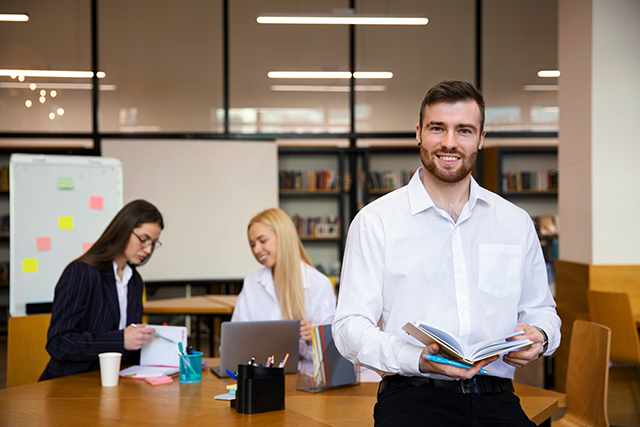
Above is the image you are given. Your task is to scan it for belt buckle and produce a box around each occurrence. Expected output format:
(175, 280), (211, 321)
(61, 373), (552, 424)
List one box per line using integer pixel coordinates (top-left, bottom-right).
(459, 378), (479, 394)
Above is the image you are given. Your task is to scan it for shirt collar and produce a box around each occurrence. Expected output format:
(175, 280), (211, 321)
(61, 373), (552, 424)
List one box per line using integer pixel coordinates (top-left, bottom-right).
(112, 260), (133, 285)
(255, 261), (311, 289)
(408, 166), (491, 216)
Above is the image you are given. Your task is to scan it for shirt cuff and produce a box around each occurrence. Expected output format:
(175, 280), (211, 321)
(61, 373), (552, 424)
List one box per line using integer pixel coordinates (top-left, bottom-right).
(398, 343), (425, 376)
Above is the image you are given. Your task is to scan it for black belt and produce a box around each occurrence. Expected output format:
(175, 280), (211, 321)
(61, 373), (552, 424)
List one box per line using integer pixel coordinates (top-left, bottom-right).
(379, 375), (514, 395)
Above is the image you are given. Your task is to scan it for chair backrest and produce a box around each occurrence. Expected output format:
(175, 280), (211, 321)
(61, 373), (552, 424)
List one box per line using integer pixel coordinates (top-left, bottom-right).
(560, 320), (611, 427)
(588, 290), (640, 365)
(7, 314), (51, 388)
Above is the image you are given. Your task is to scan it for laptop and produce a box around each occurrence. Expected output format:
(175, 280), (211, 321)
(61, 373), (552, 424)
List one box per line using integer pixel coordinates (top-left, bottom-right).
(210, 319), (300, 377)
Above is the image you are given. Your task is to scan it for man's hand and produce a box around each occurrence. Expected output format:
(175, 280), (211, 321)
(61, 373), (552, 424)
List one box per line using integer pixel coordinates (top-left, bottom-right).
(300, 319), (312, 344)
(503, 322), (545, 368)
(418, 343), (498, 379)
(124, 324), (155, 350)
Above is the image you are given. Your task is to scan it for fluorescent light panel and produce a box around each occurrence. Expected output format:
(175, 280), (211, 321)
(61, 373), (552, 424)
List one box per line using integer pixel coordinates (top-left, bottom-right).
(268, 71), (392, 79)
(0, 82), (116, 90)
(0, 14), (29, 22)
(537, 70), (561, 78)
(523, 85), (559, 91)
(0, 69), (106, 78)
(257, 15), (428, 25)
(270, 85), (387, 92)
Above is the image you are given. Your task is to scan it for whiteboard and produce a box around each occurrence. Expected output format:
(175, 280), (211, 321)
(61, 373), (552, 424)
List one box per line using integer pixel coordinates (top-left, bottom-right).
(102, 139), (278, 282)
(10, 154), (123, 317)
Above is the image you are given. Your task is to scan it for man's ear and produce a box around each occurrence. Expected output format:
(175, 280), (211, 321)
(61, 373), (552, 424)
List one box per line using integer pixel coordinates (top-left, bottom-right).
(478, 129), (486, 151)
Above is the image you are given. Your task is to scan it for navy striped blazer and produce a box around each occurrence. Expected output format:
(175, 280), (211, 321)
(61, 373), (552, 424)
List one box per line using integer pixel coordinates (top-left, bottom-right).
(39, 261), (144, 381)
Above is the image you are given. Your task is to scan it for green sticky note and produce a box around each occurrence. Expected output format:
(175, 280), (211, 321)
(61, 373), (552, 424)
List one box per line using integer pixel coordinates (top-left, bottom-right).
(23, 259), (38, 273)
(59, 216), (74, 230)
(58, 177), (74, 189)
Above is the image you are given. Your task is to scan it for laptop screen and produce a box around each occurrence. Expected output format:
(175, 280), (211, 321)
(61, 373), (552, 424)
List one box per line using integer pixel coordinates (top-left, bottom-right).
(212, 319), (300, 377)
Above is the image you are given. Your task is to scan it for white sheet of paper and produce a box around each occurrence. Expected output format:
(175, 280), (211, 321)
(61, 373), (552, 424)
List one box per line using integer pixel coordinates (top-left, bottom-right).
(119, 365), (179, 378)
(140, 324), (188, 367)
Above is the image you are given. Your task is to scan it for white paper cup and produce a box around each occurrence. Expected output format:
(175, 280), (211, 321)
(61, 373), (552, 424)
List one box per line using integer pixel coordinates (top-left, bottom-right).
(98, 352), (122, 387)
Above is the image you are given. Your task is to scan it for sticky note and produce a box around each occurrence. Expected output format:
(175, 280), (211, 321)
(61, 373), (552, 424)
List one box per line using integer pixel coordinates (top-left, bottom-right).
(89, 196), (104, 210)
(82, 242), (93, 254)
(59, 217), (74, 230)
(23, 259), (38, 273)
(58, 177), (74, 189)
(37, 237), (52, 251)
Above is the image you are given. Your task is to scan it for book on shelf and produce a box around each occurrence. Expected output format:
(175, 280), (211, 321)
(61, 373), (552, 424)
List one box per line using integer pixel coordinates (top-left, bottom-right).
(402, 320), (532, 365)
(291, 214), (340, 238)
(359, 170), (414, 192)
(501, 170), (557, 192)
(279, 169), (340, 191)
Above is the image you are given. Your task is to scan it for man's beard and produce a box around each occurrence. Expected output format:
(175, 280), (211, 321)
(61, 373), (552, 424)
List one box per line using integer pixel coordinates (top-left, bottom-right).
(421, 147), (478, 183)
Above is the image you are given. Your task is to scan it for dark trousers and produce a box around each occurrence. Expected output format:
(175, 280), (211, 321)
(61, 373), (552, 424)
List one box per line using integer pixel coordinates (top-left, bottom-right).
(374, 378), (536, 427)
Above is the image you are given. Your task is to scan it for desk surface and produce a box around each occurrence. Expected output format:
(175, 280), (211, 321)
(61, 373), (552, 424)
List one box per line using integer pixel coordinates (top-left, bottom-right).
(143, 295), (237, 315)
(0, 359), (563, 426)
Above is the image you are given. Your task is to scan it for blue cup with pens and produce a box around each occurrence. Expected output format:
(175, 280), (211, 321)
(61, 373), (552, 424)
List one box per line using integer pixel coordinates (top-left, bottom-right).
(179, 350), (203, 383)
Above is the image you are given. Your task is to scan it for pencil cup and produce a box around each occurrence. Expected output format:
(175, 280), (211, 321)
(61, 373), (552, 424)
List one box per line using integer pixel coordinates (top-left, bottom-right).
(233, 364), (285, 414)
(179, 351), (203, 383)
(98, 352), (122, 387)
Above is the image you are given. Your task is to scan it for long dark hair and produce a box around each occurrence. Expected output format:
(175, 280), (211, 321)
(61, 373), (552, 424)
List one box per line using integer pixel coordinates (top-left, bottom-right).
(74, 199), (164, 270)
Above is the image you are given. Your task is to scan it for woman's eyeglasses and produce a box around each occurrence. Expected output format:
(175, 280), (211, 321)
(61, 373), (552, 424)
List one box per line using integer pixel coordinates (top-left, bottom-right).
(132, 231), (162, 250)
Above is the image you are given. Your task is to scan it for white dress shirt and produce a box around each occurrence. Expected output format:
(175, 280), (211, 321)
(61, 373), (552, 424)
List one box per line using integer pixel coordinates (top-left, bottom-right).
(232, 261), (337, 360)
(333, 167), (561, 380)
(113, 260), (133, 330)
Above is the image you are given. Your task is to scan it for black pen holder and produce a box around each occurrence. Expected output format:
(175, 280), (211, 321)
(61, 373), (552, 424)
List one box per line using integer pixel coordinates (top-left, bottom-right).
(231, 364), (285, 414)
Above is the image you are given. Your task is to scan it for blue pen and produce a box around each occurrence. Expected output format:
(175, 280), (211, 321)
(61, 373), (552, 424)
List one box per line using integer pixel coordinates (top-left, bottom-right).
(225, 369), (238, 380)
(423, 354), (487, 374)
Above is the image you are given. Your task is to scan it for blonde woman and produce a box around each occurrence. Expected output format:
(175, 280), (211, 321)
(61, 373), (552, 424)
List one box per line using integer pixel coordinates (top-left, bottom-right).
(231, 208), (337, 360)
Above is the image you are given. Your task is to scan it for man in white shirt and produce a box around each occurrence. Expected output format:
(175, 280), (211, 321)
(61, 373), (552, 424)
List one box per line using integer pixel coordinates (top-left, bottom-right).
(333, 80), (560, 427)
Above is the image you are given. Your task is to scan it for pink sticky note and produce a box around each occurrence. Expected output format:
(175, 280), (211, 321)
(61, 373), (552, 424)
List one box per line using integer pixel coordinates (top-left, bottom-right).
(89, 196), (104, 210)
(82, 242), (93, 254)
(37, 237), (52, 251)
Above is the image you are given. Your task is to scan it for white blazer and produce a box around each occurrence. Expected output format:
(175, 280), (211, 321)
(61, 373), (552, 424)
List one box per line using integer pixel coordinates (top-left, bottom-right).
(232, 261), (337, 360)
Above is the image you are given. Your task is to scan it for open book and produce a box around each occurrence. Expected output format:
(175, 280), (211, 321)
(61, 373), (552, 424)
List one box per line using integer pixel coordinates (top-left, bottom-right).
(402, 320), (533, 365)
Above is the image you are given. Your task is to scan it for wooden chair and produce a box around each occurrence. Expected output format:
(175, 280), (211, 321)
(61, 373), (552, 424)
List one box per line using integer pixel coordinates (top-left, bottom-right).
(552, 320), (611, 427)
(7, 314), (52, 388)
(587, 290), (640, 366)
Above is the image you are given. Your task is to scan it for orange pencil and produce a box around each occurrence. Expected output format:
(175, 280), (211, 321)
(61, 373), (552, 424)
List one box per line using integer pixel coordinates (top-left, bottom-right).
(278, 353), (289, 368)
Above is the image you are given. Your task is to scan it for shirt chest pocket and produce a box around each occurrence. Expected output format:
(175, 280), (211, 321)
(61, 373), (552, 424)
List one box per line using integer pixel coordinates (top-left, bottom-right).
(478, 243), (522, 297)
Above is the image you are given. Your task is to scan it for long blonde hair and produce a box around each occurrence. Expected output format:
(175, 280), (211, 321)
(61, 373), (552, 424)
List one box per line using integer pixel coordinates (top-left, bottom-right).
(248, 208), (313, 320)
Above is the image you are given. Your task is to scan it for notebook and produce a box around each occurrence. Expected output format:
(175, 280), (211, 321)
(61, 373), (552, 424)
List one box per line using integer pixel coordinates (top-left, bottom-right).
(210, 319), (300, 377)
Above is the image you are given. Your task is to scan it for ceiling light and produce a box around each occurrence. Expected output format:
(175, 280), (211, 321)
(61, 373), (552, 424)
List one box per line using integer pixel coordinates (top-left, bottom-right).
(267, 71), (392, 79)
(50, 90), (57, 97)
(537, 70), (561, 78)
(523, 85), (559, 91)
(257, 15), (428, 25)
(270, 85), (387, 92)
(18, 75), (25, 82)
(57, 108), (65, 116)
(49, 112), (55, 120)
(0, 69), (106, 78)
(39, 96), (45, 103)
(40, 89), (46, 96)
(0, 14), (29, 22)
(25, 100), (32, 108)
(0, 82), (117, 90)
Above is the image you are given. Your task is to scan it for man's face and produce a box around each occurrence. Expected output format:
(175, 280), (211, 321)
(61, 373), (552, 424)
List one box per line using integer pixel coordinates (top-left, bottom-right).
(416, 100), (485, 183)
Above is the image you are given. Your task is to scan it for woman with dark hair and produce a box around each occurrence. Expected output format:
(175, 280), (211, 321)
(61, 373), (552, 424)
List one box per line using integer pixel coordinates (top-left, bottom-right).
(40, 199), (164, 381)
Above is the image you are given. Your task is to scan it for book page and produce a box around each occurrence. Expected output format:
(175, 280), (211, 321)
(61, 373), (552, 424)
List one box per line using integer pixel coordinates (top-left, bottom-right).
(140, 325), (188, 367)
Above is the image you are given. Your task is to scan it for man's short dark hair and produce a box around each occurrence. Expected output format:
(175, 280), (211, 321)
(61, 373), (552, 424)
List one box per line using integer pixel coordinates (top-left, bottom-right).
(418, 80), (485, 131)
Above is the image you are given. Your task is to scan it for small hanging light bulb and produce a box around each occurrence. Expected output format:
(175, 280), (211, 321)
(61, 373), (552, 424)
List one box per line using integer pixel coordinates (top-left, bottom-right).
(25, 100), (32, 108)
(39, 96), (46, 104)
(49, 112), (55, 120)
(50, 90), (57, 97)
(57, 107), (65, 116)
(29, 83), (36, 90)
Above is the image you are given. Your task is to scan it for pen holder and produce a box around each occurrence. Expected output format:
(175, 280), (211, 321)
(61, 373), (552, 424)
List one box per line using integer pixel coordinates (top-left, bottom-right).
(232, 364), (285, 414)
(179, 351), (203, 383)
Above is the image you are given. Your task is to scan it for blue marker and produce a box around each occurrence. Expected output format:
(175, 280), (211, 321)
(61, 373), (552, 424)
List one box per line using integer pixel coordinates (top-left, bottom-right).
(423, 354), (487, 374)
(225, 369), (238, 380)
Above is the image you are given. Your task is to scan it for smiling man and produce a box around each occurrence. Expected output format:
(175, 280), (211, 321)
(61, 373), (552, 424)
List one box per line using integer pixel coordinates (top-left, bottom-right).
(333, 80), (561, 427)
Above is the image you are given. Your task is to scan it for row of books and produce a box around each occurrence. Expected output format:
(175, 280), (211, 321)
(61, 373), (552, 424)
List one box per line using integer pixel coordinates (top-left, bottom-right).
(360, 170), (414, 191)
(502, 170), (558, 192)
(0, 167), (8, 190)
(279, 170), (340, 191)
(291, 214), (340, 238)
(310, 324), (357, 390)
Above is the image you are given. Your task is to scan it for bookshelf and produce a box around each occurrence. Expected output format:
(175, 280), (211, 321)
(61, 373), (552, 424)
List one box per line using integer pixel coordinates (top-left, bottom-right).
(278, 147), (346, 278)
(360, 147), (420, 209)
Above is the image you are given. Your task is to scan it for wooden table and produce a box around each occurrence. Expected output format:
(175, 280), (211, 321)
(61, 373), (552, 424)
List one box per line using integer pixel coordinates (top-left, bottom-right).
(144, 295), (237, 356)
(0, 359), (564, 427)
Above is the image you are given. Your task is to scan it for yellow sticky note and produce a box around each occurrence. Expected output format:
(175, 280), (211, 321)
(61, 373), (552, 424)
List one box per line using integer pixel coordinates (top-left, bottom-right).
(59, 216), (74, 230)
(23, 259), (38, 273)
